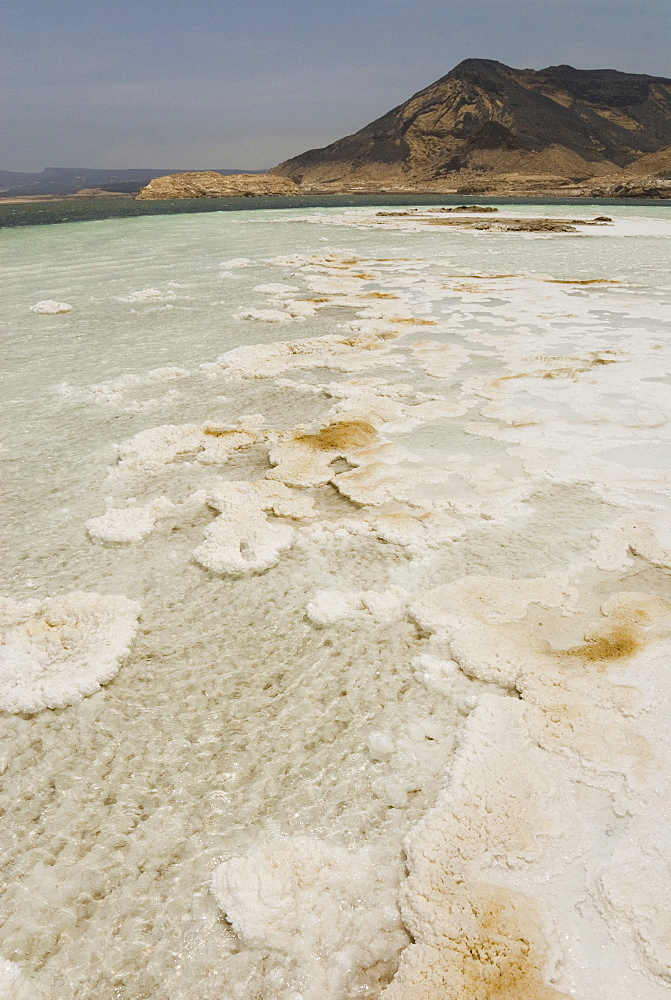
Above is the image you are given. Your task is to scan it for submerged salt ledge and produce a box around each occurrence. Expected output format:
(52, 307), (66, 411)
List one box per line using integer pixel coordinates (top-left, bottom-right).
(29, 300), (73, 314)
(110, 417), (263, 476)
(212, 836), (408, 1000)
(0, 592), (140, 713)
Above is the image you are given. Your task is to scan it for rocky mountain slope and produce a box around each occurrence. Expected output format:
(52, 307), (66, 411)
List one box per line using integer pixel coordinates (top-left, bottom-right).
(270, 59), (671, 192)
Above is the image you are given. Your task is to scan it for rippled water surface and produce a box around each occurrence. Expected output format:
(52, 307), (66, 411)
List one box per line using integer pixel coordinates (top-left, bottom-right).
(2, 204), (671, 1000)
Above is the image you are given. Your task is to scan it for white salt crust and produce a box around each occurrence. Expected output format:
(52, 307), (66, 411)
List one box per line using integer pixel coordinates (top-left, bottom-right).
(383, 579), (671, 999)
(235, 308), (294, 323)
(0, 593), (140, 713)
(110, 418), (263, 476)
(211, 836), (408, 1000)
(88, 367), (190, 411)
(201, 326), (401, 381)
(6, 221), (671, 997)
(124, 288), (176, 303)
(29, 300), (73, 314)
(193, 481), (314, 576)
(306, 588), (409, 625)
(0, 957), (36, 1000)
(86, 497), (176, 543)
(590, 512), (671, 572)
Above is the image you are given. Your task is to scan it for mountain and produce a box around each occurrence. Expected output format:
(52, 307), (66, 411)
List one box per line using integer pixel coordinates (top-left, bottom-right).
(0, 167), (266, 198)
(270, 59), (671, 190)
(622, 143), (671, 177)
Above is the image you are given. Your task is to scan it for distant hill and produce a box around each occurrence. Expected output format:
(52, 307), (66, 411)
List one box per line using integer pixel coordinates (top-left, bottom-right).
(270, 59), (671, 190)
(135, 171), (299, 199)
(0, 167), (267, 198)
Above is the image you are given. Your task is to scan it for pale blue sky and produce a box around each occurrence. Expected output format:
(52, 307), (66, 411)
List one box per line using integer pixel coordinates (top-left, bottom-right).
(2, 0), (670, 171)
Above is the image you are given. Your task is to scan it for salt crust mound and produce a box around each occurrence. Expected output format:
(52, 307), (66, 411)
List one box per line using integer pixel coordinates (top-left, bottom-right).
(235, 308), (293, 323)
(211, 835), (408, 1000)
(267, 418), (379, 488)
(192, 481), (314, 576)
(0, 592), (140, 713)
(382, 696), (572, 1000)
(591, 511), (671, 572)
(220, 257), (251, 267)
(111, 418), (262, 475)
(306, 587), (409, 625)
(277, 377), (463, 433)
(383, 577), (671, 998)
(202, 325), (401, 380)
(0, 957), (36, 1000)
(86, 497), (176, 543)
(29, 300), (73, 314)
(123, 288), (176, 303)
(409, 340), (471, 379)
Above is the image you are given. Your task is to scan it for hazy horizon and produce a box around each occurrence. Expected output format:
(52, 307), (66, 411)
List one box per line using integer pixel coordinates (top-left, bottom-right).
(3, 0), (671, 173)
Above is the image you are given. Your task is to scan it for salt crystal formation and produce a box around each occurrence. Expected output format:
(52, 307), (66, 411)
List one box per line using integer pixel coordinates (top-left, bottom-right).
(86, 497), (176, 543)
(193, 481), (314, 575)
(212, 836), (408, 1000)
(0, 592), (140, 712)
(29, 300), (73, 314)
(384, 582), (671, 999)
(0, 957), (36, 1000)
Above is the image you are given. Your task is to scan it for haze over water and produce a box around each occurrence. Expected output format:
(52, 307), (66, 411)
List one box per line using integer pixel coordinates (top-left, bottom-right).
(2, 203), (671, 999)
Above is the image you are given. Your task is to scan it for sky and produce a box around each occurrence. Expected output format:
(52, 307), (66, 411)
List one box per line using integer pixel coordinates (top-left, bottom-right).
(2, 0), (671, 172)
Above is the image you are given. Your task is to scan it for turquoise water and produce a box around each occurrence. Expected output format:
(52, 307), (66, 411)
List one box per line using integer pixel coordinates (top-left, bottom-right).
(1, 193), (669, 228)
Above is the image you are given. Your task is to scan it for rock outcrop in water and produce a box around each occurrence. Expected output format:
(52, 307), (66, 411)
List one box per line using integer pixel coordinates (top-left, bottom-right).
(136, 171), (299, 199)
(270, 59), (671, 195)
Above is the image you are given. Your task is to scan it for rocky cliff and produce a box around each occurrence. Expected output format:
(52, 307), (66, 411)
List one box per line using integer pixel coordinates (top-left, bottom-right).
(136, 172), (299, 200)
(270, 59), (671, 192)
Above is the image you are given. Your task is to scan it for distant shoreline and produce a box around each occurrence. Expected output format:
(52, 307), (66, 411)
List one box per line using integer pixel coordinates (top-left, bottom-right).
(1, 192), (669, 230)
(0, 192), (135, 205)
(3, 187), (671, 209)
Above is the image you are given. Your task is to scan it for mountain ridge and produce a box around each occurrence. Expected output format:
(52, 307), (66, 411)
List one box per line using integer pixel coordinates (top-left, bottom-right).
(270, 59), (671, 191)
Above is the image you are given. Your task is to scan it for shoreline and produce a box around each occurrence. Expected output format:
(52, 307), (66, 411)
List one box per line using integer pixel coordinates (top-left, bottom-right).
(2, 187), (670, 207)
(1, 192), (670, 230)
(0, 191), (135, 205)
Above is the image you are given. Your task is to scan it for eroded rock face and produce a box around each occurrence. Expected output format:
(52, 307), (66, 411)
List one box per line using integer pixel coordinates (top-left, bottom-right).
(136, 171), (300, 199)
(584, 174), (671, 199)
(270, 59), (671, 192)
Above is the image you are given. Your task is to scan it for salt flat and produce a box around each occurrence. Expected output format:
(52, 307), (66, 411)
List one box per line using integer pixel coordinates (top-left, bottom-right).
(1, 203), (670, 999)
